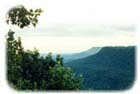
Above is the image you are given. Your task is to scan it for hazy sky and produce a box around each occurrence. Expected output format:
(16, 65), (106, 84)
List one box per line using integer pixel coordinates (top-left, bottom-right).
(14, 24), (135, 53)
(0, 0), (137, 53)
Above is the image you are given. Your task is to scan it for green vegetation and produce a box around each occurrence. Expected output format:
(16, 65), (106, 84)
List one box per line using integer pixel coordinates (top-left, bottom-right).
(6, 5), (135, 91)
(6, 5), (83, 90)
(6, 5), (42, 28)
(65, 47), (135, 90)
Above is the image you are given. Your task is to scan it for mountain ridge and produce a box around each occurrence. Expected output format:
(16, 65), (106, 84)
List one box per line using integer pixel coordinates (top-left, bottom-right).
(62, 47), (102, 62)
(64, 46), (135, 90)
(40, 47), (102, 63)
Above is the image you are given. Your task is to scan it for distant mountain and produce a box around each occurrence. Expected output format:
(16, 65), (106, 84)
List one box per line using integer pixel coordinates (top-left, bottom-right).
(40, 47), (101, 63)
(62, 47), (102, 62)
(64, 46), (135, 90)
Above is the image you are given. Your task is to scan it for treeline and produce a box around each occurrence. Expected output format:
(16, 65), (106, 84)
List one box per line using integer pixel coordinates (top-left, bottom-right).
(7, 30), (83, 90)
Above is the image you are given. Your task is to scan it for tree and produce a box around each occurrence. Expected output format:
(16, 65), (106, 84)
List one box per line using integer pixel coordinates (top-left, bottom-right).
(7, 29), (24, 88)
(6, 5), (42, 28)
(7, 32), (83, 90)
(6, 5), (83, 90)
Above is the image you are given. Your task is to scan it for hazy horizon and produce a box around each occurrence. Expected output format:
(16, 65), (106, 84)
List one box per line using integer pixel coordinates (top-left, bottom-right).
(14, 24), (135, 53)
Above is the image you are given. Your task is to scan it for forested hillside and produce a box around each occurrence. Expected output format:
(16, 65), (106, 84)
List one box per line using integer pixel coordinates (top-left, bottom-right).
(65, 46), (135, 90)
(6, 5), (135, 91)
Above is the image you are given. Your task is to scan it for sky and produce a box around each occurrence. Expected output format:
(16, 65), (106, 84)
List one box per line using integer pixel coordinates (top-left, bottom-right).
(0, 0), (137, 53)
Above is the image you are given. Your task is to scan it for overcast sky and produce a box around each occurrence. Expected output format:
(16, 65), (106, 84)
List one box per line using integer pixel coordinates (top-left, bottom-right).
(0, 0), (137, 53)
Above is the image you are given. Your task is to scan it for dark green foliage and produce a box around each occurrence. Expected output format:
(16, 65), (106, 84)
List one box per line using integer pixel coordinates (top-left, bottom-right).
(7, 31), (82, 90)
(6, 5), (42, 28)
(7, 30), (23, 87)
(47, 65), (82, 90)
(65, 47), (135, 90)
(56, 54), (63, 66)
(6, 5), (82, 91)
